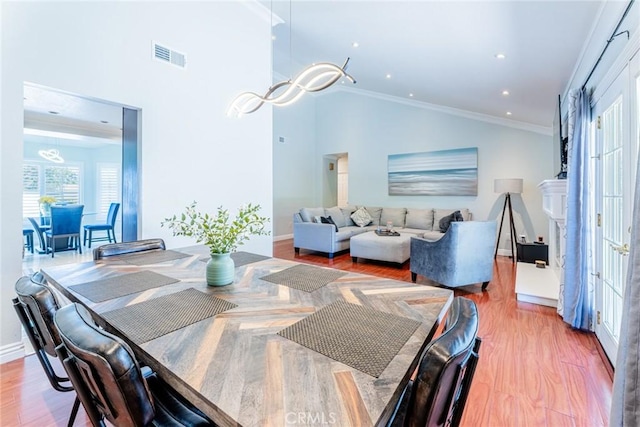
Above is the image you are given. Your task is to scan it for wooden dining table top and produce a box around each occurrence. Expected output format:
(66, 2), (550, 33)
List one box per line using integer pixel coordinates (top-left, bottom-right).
(41, 245), (453, 427)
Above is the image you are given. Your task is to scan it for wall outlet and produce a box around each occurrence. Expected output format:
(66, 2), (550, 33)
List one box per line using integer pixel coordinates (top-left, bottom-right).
(278, 136), (286, 143)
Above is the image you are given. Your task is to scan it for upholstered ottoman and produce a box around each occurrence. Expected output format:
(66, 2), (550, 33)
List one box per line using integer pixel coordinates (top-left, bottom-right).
(350, 231), (412, 264)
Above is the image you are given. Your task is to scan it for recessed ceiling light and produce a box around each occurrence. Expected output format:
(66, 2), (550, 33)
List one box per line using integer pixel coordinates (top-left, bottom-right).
(409, 93), (414, 97)
(495, 53), (506, 59)
(48, 111), (60, 115)
(100, 120), (109, 124)
(502, 90), (510, 96)
(352, 42), (359, 48)
(386, 74), (391, 79)
(506, 111), (512, 116)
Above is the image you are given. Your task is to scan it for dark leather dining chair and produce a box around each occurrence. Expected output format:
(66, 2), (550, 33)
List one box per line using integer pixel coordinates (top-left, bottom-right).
(45, 204), (84, 257)
(92, 238), (166, 260)
(54, 303), (214, 427)
(13, 274), (80, 427)
(387, 296), (481, 427)
(83, 202), (120, 248)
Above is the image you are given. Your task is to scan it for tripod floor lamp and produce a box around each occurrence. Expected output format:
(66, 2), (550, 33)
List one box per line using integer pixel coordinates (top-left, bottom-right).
(494, 178), (523, 262)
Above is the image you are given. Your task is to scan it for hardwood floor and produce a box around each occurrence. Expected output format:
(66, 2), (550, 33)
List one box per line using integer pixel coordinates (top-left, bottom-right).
(276, 241), (613, 427)
(1, 240), (612, 426)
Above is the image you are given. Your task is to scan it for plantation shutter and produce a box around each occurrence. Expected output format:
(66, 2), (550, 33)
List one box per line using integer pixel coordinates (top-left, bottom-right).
(22, 163), (40, 217)
(97, 164), (121, 216)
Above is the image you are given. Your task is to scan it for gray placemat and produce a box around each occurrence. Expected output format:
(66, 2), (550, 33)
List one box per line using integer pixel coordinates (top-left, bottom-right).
(231, 251), (271, 267)
(278, 301), (421, 377)
(198, 251), (271, 267)
(101, 288), (238, 344)
(123, 250), (191, 265)
(260, 264), (347, 292)
(70, 271), (180, 303)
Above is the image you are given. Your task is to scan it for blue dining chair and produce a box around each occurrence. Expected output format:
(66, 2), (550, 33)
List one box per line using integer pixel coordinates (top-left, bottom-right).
(45, 205), (84, 257)
(83, 202), (120, 248)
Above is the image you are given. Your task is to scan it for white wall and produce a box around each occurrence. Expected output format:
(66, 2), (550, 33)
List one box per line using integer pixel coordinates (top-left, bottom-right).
(273, 95), (317, 238)
(1, 1), (273, 361)
(273, 89), (554, 246)
(315, 92), (553, 241)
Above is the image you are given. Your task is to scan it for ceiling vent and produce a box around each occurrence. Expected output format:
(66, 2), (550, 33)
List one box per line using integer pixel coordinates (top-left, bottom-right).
(152, 42), (186, 69)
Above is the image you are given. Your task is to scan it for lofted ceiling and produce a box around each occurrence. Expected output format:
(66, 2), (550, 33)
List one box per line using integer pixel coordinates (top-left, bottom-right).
(23, 1), (610, 140)
(269, 0), (606, 130)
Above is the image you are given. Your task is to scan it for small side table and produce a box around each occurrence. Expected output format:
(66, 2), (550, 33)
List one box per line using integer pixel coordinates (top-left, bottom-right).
(516, 242), (549, 265)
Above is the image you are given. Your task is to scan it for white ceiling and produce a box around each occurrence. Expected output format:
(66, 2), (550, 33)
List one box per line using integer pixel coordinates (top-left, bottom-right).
(269, 0), (606, 130)
(23, 1), (609, 139)
(23, 85), (123, 147)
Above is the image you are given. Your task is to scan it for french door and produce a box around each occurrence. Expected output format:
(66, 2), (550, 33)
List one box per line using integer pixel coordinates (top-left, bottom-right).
(593, 56), (639, 365)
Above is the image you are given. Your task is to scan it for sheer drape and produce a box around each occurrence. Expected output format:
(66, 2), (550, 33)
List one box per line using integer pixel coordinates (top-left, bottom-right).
(562, 87), (592, 330)
(610, 134), (640, 425)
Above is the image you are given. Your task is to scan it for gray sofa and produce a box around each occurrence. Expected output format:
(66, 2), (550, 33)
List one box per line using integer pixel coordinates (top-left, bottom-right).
(293, 206), (471, 258)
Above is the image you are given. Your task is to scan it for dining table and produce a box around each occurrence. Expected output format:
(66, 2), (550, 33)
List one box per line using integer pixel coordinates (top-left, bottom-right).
(41, 245), (453, 426)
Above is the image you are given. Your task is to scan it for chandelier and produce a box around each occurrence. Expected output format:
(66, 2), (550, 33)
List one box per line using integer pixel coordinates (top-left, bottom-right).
(227, 58), (355, 117)
(38, 148), (64, 163)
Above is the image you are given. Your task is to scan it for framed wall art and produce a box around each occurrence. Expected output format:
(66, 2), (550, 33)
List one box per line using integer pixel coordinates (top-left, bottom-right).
(388, 147), (478, 196)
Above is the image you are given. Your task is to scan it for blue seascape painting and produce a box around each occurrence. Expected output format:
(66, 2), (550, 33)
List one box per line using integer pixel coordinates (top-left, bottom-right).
(388, 148), (478, 196)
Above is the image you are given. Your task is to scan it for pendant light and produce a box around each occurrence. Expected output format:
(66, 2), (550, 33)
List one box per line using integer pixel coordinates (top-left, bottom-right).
(227, 2), (356, 117)
(38, 148), (64, 163)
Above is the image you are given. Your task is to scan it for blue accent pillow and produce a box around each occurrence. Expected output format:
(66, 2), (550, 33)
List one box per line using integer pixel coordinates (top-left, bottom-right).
(439, 210), (464, 233)
(320, 216), (338, 232)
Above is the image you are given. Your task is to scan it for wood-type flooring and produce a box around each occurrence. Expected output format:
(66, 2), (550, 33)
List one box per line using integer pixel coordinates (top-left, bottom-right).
(0, 240), (613, 426)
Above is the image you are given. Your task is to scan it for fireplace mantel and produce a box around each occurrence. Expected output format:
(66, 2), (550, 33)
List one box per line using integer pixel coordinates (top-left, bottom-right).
(515, 179), (567, 307)
(538, 179), (568, 225)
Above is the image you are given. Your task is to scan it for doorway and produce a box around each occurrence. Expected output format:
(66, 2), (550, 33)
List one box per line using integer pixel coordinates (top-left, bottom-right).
(22, 84), (140, 255)
(322, 153), (348, 207)
(592, 52), (640, 366)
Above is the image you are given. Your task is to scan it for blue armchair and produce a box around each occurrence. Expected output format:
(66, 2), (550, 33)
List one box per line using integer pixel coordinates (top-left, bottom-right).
(410, 221), (497, 290)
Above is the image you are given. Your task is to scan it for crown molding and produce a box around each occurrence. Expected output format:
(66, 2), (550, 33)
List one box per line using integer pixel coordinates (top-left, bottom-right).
(273, 73), (552, 135)
(325, 86), (552, 136)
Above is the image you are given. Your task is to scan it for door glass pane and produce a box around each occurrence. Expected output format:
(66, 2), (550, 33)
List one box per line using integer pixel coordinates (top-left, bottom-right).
(601, 95), (625, 342)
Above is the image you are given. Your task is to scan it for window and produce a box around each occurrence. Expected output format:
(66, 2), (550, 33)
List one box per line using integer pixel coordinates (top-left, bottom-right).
(44, 165), (80, 203)
(22, 164), (40, 217)
(96, 163), (121, 216)
(22, 161), (82, 217)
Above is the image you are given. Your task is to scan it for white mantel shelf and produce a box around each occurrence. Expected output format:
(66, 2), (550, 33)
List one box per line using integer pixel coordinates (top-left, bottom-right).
(538, 179), (568, 224)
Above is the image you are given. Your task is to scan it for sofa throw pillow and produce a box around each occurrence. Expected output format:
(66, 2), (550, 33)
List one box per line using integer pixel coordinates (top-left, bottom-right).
(320, 216), (339, 232)
(325, 206), (347, 228)
(300, 207), (325, 223)
(439, 210), (464, 233)
(341, 207), (356, 226)
(351, 207), (372, 227)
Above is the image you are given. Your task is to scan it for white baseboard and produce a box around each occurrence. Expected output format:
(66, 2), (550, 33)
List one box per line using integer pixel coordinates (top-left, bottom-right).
(0, 341), (25, 364)
(274, 234), (293, 242)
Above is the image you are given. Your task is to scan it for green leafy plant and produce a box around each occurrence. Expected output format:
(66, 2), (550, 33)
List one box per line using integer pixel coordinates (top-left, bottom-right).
(162, 202), (270, 255)
(38, 196), (57, 205)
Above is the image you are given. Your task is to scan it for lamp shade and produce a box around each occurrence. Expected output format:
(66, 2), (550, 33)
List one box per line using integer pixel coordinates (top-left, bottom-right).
(494, 178), (523, 194)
